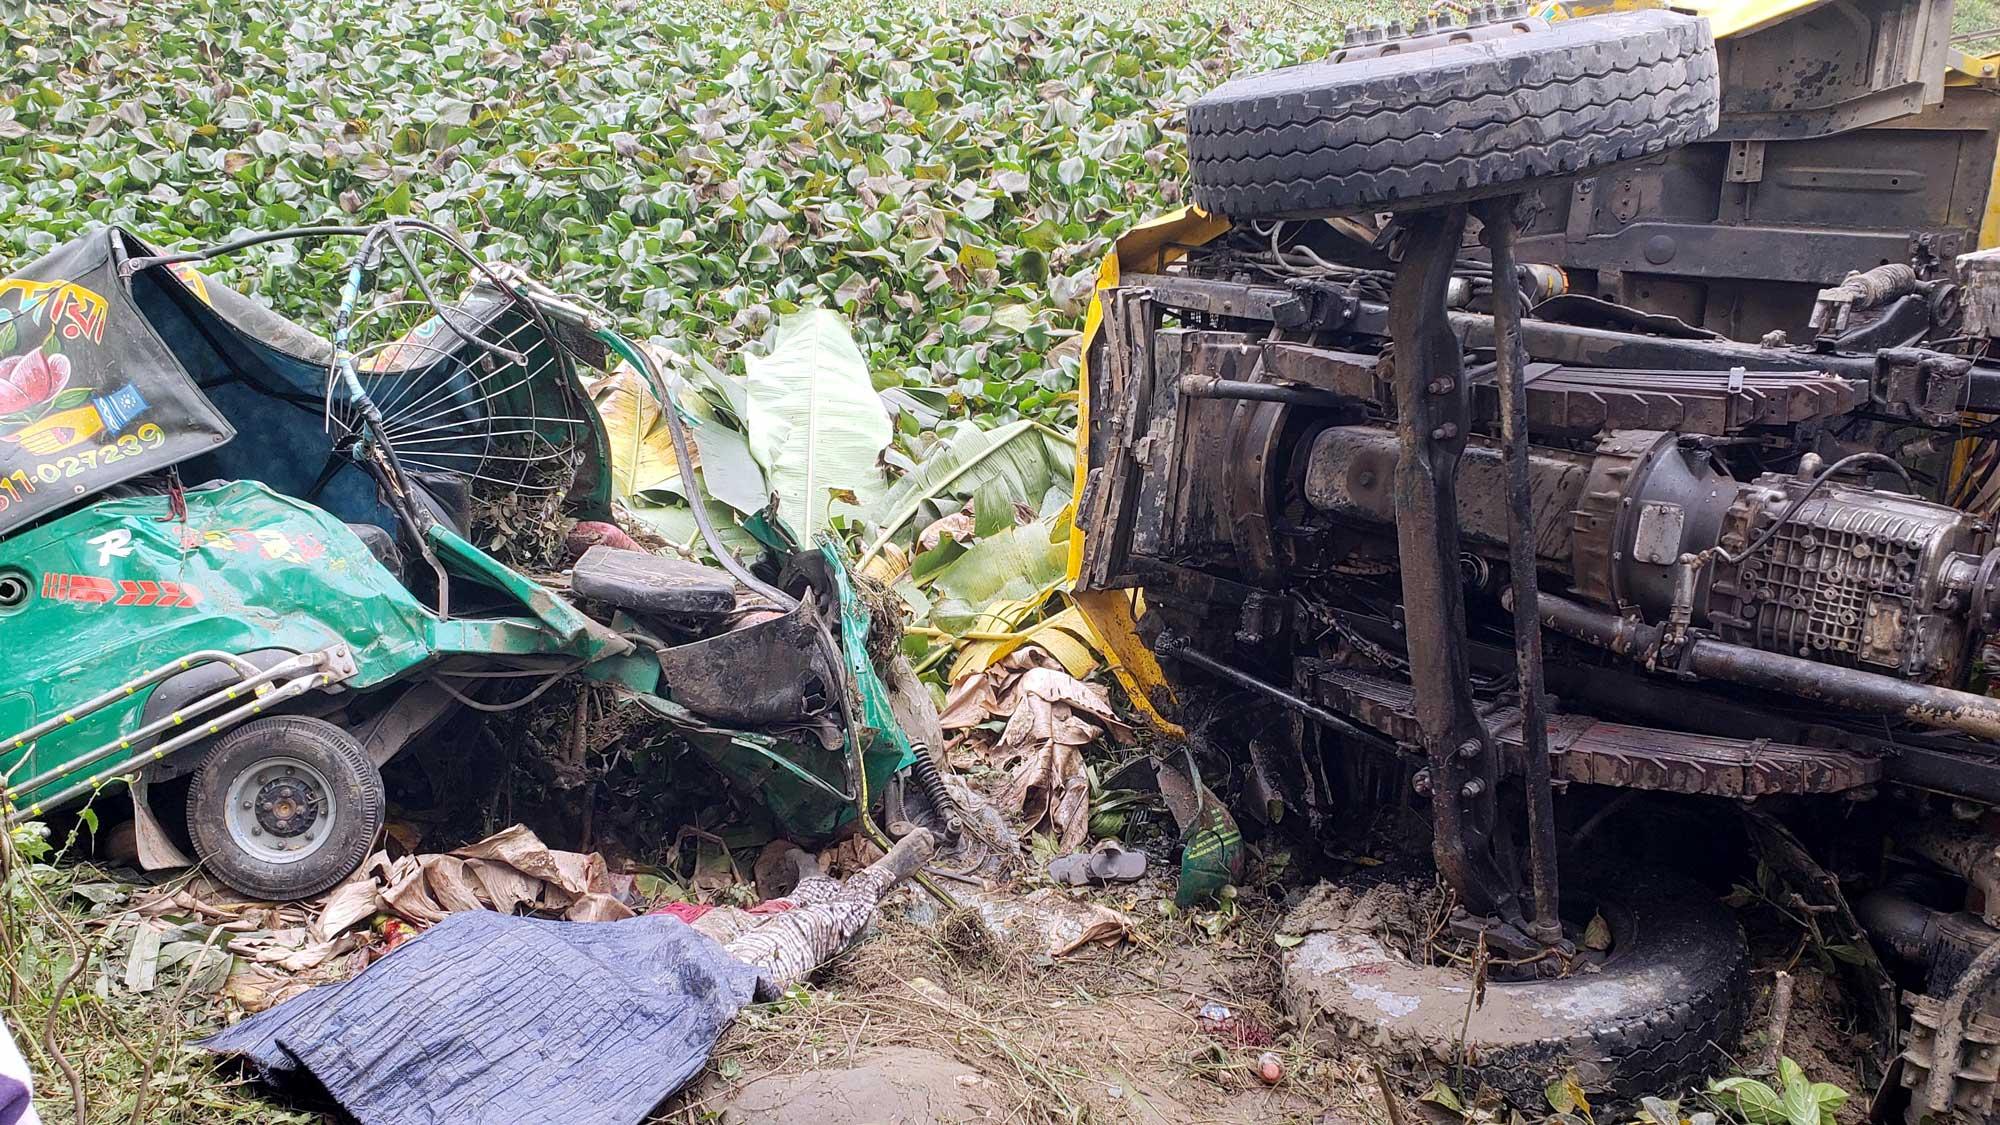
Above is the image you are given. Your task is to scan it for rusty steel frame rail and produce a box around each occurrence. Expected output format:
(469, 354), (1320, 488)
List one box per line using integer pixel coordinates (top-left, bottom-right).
(1481, 198), (1563, 944)
(1386, 205), (1527, 928)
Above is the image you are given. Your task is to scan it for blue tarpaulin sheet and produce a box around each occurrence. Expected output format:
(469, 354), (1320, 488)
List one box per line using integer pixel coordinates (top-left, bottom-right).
(201, 910), (760, 1125)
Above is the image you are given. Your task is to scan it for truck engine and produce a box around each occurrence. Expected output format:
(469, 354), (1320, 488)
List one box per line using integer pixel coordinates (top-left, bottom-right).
(1083, 223), (2000, 748)
(1306, 418), (1999, 685)
(1078, 208), (2000, 1119)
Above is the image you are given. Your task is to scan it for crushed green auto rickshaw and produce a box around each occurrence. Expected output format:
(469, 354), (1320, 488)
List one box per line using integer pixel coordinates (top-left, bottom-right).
(0, 222), (933, 900)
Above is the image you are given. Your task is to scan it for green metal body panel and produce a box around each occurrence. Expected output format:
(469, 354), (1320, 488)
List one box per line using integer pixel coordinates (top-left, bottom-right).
(583, 548), (916, 838)
(823, 542), (919, 787)
(425, 522), (616, 660)
(0, 480), (611, 811)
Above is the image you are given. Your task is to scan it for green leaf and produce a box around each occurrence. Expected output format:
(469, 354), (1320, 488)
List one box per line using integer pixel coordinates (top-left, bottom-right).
(880, 385), (948, 427)
(743, 310), (892, 544)
(124, 925), (162, 993)
(1420, 1082), (1463, 1113)
(1709, 1077), (1785, 1125)
(49, 387), (93, 411)
(1545, 1071), (1590, 1117)
(858, 419), (1074, 562)
(1809, 1083), (1849, 1125)
(972, 475), (1017, 537)
(1777, 1061), (1820, 1125)
(636, 390), (769, 518)
(625, 491), (765, 562)
(1638, 1096), (1682, 1125)
(925, 515), (1067, 616)
(910, 535), (967, 584)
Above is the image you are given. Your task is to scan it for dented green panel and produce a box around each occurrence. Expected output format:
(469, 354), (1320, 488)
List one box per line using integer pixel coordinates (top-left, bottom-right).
(0, 481), (597, 811)
(588, 550), (917, 838)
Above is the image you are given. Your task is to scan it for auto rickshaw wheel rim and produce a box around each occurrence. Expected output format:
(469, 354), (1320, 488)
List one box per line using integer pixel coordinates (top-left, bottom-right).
(223, 754), (337, 865)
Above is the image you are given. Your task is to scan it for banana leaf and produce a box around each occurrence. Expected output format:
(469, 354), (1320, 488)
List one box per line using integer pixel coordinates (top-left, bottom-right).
(593, 367), (680, 499)
(743, 309), (892, 544)
(926, 515), (1070, 634)
(640, 390), (769, 518)
(948, 603), (1101, 682)
(858, 418), (1074, 565)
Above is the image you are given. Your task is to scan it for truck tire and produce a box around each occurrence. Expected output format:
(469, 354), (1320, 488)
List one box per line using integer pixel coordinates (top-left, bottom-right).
(1187, 10), (1720, 219)
(1282, 860), (1747, 1108)
(187, 716), (384, 901)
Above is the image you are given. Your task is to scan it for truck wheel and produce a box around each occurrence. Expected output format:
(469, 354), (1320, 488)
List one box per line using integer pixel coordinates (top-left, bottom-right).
(186, 716), (384, 901)
(1187, 10), (1720, 219)
(1282, 860), (1747, 1108)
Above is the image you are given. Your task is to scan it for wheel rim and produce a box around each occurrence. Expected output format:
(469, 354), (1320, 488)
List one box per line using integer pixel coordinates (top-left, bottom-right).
(222, 755), (338, 865)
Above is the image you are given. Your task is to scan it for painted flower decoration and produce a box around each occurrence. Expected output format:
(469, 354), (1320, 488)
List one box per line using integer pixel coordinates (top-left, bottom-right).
(0, 351), (70, 418)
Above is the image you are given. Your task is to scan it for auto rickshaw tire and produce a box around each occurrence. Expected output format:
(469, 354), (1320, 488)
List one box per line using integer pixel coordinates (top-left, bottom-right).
(1281, 859), (1747, 1109)
(1186, 10), (1720, 219)
(186, 716), (384, 901)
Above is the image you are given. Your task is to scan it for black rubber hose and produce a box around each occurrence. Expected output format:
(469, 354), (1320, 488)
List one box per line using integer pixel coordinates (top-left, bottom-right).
(612, 337), (798, 612)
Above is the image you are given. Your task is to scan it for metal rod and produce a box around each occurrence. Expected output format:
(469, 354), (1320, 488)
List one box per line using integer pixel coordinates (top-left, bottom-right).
(1530, 592), (2000, 741)
(1515, 589), (1660, 656)
(2, 650), (263, 761)
(1176, 374), (1352, 409)
(7, 671), (333, 821)
(1155, 633), (1393, 748)
(119, 225), (376, 275)
(1483, 199), (1562, 944)
(603, 331), (799, 611)
(5, 653), (328, 800)
(1682, 643), (2000, 740)
(381, 222), (526, 367)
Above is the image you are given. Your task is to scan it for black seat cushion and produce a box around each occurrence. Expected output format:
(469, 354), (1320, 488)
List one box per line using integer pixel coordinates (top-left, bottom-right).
(571, 546), (735, 618)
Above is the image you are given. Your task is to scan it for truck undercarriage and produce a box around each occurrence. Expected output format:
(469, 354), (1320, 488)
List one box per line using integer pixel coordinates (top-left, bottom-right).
(1075, 1), (2000, 1112)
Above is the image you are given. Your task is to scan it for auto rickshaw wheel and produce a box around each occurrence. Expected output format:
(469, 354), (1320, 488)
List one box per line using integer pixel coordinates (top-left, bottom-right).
(186, 716), (384, 901)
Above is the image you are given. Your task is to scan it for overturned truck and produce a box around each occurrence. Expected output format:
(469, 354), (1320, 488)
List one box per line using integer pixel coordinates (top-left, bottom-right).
(1074, 0), (2000, 1115)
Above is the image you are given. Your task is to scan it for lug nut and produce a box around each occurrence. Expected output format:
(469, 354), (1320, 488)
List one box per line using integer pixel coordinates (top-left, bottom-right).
(1427, 377), (1455, 394)
(1431, 423), (1458, 440)
(1412, 769), (1433, 796)
(1461, 778), (1486, 798)
(1457, 738), (1482, 760)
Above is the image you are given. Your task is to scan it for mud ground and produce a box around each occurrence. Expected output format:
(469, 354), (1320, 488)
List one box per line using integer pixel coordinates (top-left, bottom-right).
(660, 886), (1382, 1125)
(654, 863), (1874, 1125)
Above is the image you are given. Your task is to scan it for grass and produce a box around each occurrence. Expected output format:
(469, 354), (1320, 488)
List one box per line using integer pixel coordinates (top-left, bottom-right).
(0, 825), (324, 1125)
